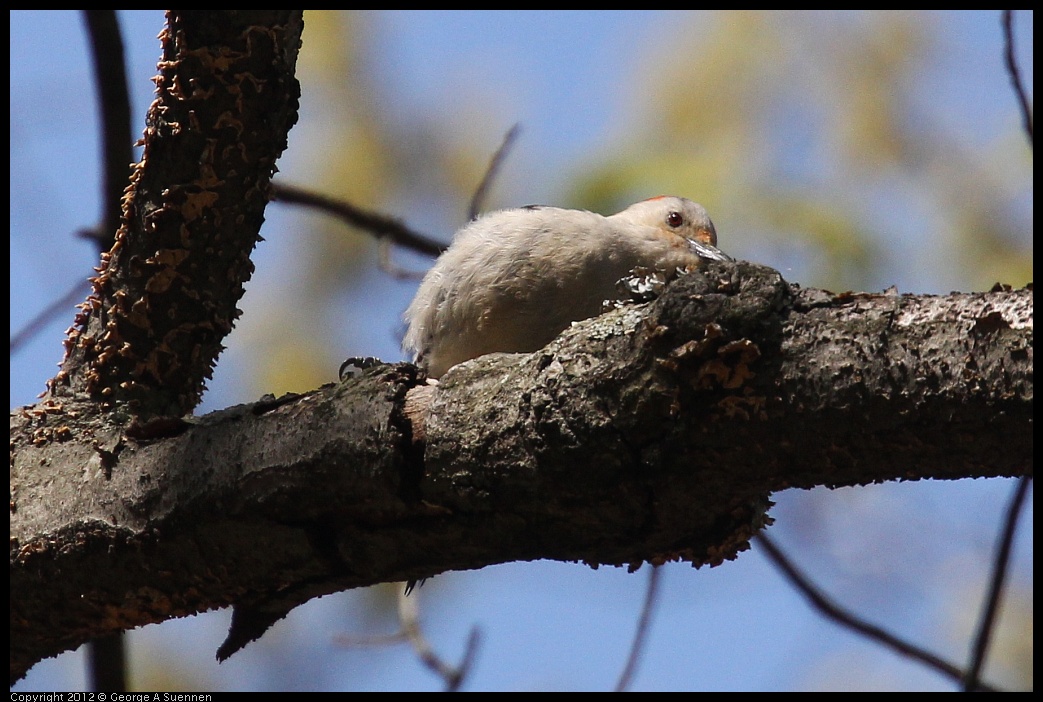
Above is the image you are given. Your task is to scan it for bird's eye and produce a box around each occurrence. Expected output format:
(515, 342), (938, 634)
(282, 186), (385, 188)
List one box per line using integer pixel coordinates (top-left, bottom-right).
(666, 211), (684, 228)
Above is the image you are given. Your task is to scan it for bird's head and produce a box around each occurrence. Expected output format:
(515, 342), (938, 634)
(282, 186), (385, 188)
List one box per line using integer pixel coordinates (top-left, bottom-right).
(611, 195), (732, 262)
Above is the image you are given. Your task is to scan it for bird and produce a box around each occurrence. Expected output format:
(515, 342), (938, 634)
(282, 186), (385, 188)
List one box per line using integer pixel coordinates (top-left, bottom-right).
(403, 195), (732, 379)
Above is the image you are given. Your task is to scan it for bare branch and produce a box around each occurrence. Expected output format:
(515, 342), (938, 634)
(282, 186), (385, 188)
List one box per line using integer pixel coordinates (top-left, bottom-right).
(271, 125), (519, 273)
(331, 585), (481, 691)
(962, 476), (1032, 691)
(397, 589), (481, 692)
(82, 10), (134, 250)
(467, 123), (521, 220)
(757, 532), (1000, 692)
(1001, 10), (1033, 147)
(84, 635), (125, 693)
(271, 182), (445, 257)
(9, 279), (90, 354)
(614, 565), (662, 692)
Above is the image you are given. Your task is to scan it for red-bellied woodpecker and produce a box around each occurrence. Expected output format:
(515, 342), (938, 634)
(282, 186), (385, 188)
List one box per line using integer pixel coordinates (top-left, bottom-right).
(403, 195), (732, 379)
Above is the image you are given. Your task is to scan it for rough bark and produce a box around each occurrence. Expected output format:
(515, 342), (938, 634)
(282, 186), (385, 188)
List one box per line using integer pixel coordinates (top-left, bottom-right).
(11, 9), (307, 683)
(10, 261), (1032, 682)
(47, 10), (303, 419)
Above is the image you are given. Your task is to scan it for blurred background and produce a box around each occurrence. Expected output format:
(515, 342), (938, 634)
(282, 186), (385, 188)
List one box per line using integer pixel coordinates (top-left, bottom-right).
(10, 10), (1032, 692)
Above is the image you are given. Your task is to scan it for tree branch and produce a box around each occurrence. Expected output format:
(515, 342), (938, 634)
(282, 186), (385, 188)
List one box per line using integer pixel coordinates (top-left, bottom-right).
(962, 475), (1032, 691)
(757, 532), (1000, 692)
(82, 10), (134, 249)
(10, 261), (1032, 682)
(271, 182), (446, 257)
(46, 11), (304, 419)
(467, 123), (520, 220)
(1002, 10), (1033, 147)
(615, 565), (662, 692)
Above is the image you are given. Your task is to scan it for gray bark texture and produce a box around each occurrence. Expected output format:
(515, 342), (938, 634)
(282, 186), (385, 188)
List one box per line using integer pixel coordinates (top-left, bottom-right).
(10, 261), (1033, 681)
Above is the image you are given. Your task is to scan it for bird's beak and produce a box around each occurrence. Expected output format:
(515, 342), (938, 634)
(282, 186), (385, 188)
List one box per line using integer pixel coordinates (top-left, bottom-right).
(686, 237), (734, 262)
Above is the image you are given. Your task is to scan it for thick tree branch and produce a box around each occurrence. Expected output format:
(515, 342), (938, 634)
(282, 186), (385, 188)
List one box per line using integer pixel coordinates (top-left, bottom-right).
(47, 11), (303, 419)
(10, 261), (1032, 682)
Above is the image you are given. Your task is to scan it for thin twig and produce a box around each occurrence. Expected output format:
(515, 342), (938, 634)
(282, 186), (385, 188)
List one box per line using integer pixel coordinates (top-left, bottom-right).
(614, 565), (662, 692)
(962, 476), (1032, 691)
(10, 279), (90, 354)
(467, 123), (521, 220)
(397, 586), (481, 692)
(1001, 10), (1033, 147)
(270, 182), (446, 257)
(757, 532), (1000, 692)
(334, 586), (481, 692)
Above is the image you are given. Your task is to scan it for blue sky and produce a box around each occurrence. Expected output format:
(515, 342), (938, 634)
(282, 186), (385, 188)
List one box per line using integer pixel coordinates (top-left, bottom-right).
(10, 10), (1032, 692)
